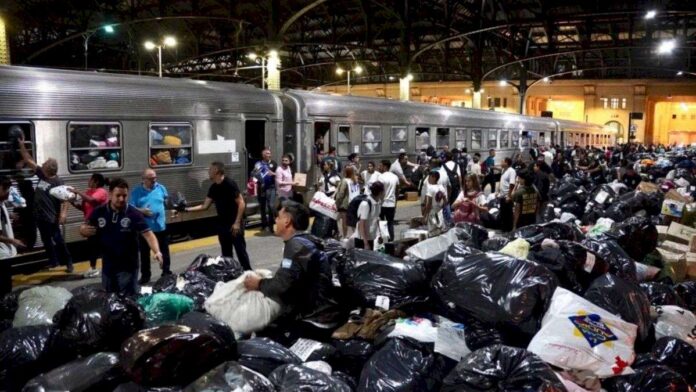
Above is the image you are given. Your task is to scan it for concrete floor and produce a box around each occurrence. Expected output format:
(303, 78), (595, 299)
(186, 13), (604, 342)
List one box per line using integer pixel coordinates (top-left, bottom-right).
(12, 201), (421, 292)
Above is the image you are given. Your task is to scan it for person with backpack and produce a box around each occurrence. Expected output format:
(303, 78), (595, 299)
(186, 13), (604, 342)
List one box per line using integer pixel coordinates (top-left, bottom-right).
(422, 170), (448, 235)
(317, 160), (341, 197)
(377, 160), (399, 241)
(334, 165), (361, 239)
(441, 151), (461, 206)
(350, 181), (384, 250)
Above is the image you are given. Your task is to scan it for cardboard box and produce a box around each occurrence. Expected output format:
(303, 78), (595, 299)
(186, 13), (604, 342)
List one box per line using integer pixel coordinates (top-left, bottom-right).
(659, 241), (690, 255)
(661, 189), (689, 218)
(637, 181), (659, 194)
(666, 222), (696, 244)
(656, 225), (668, 241)
(405, 192), (419, 202)
(687, 258), (696, 280)
(293, 172), (307, 189)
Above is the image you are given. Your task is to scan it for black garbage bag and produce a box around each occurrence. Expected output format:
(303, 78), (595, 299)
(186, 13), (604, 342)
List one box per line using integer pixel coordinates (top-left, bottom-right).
(269, 364), (352, 392)
(582, 237), (638, 283)
(481, 237), (510, 252)
(186, 254), (244, 283)
(559, 201), (585, 218)
(120, 324), (233, 387)
(0, 325), (69, 391)
(152, 271), (216, 310)
(453, 222), (489, 249)
(53, 288), (144, 356)
(549, 181), (579, 199)
(513, 222), (582, 246)
(113, 382), (182, 391)
(332, 371), (358, 391)
(168, 191), (187, 212)
(650, 337), (696, 385)
(606, 216), (658, 262)
(237, 337), (302, 377)
(440, 345), (566, 392)
(336, 248), (430, 310)
(640, 282), (685, 307)
(602, 365), (690, 392)
(432, 251), (557, 339)
(311, 213), (338, 238)
(23, 352), (125, 392)
(479, 199), (500, 230)
(584, 274), (652, 343)
(177, 312), (237, 357)
(329, 339), (375, 379)
(673, 281), (696, 312)
(0, 289), (25, 333)
(358, 338), (449, 392)
(463, 319), (503, 352)
(184, 361), (275, 392)
(540, 203), (558, 222)
(528, 240), (609, 294)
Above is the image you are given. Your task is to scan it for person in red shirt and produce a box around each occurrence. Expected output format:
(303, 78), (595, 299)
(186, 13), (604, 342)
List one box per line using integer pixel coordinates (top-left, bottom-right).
(69, 173), (109, 278)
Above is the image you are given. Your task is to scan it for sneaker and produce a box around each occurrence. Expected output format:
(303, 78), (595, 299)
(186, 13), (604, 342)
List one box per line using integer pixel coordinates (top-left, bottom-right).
(83, 268), (100, 278)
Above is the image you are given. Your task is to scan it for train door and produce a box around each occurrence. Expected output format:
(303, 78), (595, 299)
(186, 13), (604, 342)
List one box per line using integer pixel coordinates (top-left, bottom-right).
(245, 120), (266, 177)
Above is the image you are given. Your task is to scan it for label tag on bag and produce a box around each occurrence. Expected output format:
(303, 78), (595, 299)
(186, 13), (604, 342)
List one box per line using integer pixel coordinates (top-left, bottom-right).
(375, 295), (390, 310)
(290, 338), (323, 362)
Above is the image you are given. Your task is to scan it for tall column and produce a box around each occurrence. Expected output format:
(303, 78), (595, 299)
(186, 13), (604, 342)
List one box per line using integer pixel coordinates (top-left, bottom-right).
(632, 85), (647, 143)
(0, 16), (9, 65)
(472, 91), (482, 109)
(399, 76), (410, 101)
(266, 50), (281, 90)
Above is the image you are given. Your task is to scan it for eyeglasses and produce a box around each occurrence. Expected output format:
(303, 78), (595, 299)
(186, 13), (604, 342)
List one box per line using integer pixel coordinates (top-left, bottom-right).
(143, 177), (157, 181)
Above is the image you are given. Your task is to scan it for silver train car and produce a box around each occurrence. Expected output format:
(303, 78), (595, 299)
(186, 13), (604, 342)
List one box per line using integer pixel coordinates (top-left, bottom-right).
(0, 66), (613, 269)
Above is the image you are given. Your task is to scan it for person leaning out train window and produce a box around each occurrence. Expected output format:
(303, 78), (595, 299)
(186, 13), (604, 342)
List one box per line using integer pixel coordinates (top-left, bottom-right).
(317, 160), (341, 197)
(68, 173), (109, 278)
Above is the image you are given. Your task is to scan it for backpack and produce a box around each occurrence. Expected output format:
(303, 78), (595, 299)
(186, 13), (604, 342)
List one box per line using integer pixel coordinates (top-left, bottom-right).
(442, 163), (461, 204)
(346, 194), (371, 228)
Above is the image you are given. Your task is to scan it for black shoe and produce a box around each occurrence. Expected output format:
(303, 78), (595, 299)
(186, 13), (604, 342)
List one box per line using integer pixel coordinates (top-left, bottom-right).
(138, 276), (151, 285)
(161, 270), (173, 277)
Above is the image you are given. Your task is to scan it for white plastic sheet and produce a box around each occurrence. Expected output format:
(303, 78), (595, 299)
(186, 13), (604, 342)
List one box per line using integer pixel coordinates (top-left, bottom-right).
(652, 305), (696, 348)
(13, 286), (72, 327)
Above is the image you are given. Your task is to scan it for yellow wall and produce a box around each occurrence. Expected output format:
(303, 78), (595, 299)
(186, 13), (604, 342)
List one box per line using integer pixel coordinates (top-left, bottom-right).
(0, 17), (9, 65)
(546, 100), (584, 122)
(653, 101), (696, 144)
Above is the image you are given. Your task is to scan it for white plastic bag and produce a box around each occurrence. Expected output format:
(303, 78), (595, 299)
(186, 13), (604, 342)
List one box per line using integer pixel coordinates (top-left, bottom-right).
(13, 286), (73, 327)
(652, 305), (696, 348)
(500, 238), (530, 259)
(527, 287), (637, 378)
(404, 229), (460, 261)
(309, 191), (337, 220)
(386, 317), (438, 343)
(204, 270), (281, 335)
(48, 185), (75, 201)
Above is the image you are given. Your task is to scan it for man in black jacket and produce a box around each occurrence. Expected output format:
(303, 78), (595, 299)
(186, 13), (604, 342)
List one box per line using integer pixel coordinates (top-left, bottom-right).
(244, 200), (339, 338)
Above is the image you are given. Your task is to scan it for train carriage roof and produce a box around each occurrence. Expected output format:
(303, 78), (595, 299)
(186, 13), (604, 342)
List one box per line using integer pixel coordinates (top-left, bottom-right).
(0, 66), (280, 120)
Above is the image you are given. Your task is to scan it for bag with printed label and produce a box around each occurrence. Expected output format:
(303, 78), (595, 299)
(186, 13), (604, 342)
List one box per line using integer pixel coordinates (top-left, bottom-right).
(269, 364), (353, 392)
(432, 251), (557, 340)
(309, 191), (338, 220)
(204, 271), (282, 334)
(527, 287), (638, 378)
(652, 305), (696, 348)
(184, 360), (275, 392)
(584, 274), (652, 343)
(335, 248), (430, 311)
(236, 337), (301, 377)
(48, 185), (76, 201)
(441, 345), (566, 392)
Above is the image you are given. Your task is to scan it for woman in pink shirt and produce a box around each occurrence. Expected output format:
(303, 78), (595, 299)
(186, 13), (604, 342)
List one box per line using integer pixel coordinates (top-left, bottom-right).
(275, 154), (295, 200)
(69, 173), (108, 277)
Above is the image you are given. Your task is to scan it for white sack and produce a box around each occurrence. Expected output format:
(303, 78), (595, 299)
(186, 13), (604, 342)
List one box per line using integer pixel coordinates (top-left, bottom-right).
(13, 286), (73, 327)
(652, 305), (696, 348)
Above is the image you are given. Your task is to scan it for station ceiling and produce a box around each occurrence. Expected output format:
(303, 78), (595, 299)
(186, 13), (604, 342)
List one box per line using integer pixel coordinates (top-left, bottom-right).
(3, 0), (695, 89)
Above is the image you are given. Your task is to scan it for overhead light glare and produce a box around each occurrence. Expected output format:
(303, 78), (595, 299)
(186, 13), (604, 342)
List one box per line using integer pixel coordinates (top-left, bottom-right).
(542, 77), (550, 82)
(677, 71), (684, 76)
(353, 65), (363, 74)
(657, 39), (676, 54)
(144, 41), (156, 50)
(336, 67), (344, 75)
(499, 79), (507, 86)
(103, 25), (115, 33)
(163, 36), (177, 47)
(645, 10), (657, 19)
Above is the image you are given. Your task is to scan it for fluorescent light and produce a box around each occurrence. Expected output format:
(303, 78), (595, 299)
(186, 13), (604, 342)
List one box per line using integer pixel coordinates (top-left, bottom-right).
(144, 41), (156, 50)
(247, 53), (258, 60)
(268, 50), (279, 58)
(465, 88), (471, 93)
(645, 10), (657, 19)
(406, 74), (414, 81)
(336, 67), (344, 75)
(499, 80), (507, 86)
(163, 36), (177, 47)
(542, 77), (550, 82)
(677, 71), (684, 76)
(353, 65), (363, 74)
(657, 39), (676, 54)
(103, 25), (115, 33)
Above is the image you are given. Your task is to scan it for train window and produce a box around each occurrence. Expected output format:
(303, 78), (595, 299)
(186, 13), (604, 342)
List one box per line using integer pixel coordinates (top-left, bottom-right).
(362, 126), (382, 155)
(487, 130), (498, 149)
(337, 125), (352, 156)
(390, 126), (407, 153)
(415, 127), (430, 151)
(471, 130), (482, 150)
(0, 122), (34, 174)
(149, 123), (193, 167)
(68, 122), (122, 172)
(436, 128), (450, 149)
(511, 130), (520, 147)
(500, 130), (509, 148)
(455, 128), (466, 149)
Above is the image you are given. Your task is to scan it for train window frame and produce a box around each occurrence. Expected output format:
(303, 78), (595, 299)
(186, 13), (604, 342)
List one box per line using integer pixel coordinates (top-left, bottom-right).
(148, 122), (194, 168)
(500, 129), (509, 148)
(337, 124), (352, 157)
(390, 126), (408, 153)
(454, 128), (467, 150)
(415, 127), (430, 152)
(471, 129), (482, 150)
(67, 121), (123, 173)
(436, 127), (450, 149)
(0, 121), (35, 175)
(511, 129), (520, 147)
(361, 125), (382, 155)
(487, 129), (498, 149)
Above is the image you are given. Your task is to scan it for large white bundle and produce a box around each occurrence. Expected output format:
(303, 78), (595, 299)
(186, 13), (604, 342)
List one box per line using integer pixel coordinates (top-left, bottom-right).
(652, 305), (696, 348)
(49, 185), (76, 201)
(309, 191), (338, 220)
(527, 287), (637, 378)
(404, 229), (461, 261)
(13, 286), (73, 327)
(204, 270), (281, 335)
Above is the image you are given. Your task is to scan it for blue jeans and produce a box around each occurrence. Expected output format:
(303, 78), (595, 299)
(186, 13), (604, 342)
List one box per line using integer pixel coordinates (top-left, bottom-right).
(36, 220), (73, 268)
(102, 269), (138, 296)
(258, 188), (277, 230)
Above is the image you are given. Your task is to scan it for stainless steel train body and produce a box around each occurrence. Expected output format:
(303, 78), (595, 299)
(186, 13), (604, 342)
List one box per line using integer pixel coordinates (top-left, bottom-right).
(0, 66), (614, 266)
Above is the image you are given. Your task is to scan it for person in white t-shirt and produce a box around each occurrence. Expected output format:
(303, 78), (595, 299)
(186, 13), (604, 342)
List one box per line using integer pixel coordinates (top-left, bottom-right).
(361, 161), (380, 195)
(422, 170), (448, 234)
(467, 155), (482, 178)
(390, 153), (416, 187)
(353, 181), (384, 250)
(498, 157), (517, 232)
(377, 160), (400, 241)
